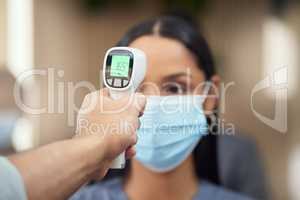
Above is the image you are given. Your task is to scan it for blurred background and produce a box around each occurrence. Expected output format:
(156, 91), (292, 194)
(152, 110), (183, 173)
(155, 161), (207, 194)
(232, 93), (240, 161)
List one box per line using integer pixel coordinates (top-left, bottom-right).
(0, 0), (299, 199)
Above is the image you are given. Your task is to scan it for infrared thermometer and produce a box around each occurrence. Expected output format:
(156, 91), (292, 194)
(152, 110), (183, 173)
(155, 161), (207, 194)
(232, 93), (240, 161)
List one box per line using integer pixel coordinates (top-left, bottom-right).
(103, 47), (147, 169)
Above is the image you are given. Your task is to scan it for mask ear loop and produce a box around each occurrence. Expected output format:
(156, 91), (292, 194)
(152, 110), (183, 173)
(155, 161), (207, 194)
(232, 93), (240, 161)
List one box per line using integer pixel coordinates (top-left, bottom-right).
(195, 81), (211, 112)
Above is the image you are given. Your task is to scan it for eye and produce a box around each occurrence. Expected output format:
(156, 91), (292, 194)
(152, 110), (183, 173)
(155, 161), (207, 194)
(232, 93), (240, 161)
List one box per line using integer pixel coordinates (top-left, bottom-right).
(161, 82), (187, 95)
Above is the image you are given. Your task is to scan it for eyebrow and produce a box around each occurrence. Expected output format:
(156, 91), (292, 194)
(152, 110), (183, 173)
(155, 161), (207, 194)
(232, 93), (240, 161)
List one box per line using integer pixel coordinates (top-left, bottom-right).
(162, 72), (192, 82)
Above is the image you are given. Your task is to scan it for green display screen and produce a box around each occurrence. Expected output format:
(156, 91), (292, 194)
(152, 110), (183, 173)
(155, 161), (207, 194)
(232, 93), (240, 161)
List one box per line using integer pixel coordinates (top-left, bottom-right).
(110, 55), (130, 77)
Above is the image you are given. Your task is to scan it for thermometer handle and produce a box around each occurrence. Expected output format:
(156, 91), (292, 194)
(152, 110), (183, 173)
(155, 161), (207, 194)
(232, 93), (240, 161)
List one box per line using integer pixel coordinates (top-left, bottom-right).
(109, 89), (132, 169)
(110, 90), (131, 100)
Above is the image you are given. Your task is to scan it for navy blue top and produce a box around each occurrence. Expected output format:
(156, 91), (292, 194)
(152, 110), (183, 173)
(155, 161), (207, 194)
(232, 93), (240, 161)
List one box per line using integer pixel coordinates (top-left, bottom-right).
(70, 178), (254, 200)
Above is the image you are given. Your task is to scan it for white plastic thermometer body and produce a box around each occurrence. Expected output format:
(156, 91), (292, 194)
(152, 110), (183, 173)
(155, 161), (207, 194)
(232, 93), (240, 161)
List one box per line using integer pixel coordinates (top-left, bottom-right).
(103, 47), (147, 169)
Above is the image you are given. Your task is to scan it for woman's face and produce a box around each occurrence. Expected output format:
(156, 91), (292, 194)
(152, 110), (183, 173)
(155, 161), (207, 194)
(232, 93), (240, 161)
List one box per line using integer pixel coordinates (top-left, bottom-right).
(130, 35), (219, 112)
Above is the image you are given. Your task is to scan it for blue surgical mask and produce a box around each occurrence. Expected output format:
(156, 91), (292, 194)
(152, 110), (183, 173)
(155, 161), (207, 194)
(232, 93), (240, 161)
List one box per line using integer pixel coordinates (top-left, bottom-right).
(136, 94), (208, 172)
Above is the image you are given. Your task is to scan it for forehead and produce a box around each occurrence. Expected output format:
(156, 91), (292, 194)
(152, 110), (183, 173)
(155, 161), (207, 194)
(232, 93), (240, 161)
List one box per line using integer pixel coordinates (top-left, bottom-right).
(129, 36), (204, 81)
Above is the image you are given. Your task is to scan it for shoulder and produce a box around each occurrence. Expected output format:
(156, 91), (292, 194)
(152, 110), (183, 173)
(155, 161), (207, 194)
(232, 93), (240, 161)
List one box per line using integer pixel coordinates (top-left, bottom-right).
(218, 135), (260, 164)
(69, 178), (125, 200)
(218, 135), (257, 151)
(198, 181), (254, 200)
(217, 135), (268, 199)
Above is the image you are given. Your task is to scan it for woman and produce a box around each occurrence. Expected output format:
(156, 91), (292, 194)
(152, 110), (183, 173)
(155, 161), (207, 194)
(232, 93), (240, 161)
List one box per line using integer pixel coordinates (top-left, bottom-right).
(70, 15), (255, 200)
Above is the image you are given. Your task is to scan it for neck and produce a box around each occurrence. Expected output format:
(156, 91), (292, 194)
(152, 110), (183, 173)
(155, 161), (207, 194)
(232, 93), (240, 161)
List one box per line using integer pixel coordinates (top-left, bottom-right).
(124, 156), (199, 200)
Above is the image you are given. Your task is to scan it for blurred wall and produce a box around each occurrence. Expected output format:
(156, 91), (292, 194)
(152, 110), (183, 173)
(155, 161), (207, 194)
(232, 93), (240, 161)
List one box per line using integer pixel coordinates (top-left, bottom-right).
(284, 4), (300, 200)
(203, 1), (300, 199)
(33, 0), (160, 144)
(0, 0), (6, 68)
(203, 1), (282, 199)
(34, 0), (89, 143)
(202, 1), (300, 199)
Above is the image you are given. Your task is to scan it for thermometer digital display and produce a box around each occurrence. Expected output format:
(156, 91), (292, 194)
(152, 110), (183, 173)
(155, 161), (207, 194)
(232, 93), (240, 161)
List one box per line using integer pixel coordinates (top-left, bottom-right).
(110, 55), (130, 77)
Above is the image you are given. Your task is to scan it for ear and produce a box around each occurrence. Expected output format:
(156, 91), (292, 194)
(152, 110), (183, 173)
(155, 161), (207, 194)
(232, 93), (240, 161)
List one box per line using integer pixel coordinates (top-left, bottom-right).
(203, 75), (220, 114)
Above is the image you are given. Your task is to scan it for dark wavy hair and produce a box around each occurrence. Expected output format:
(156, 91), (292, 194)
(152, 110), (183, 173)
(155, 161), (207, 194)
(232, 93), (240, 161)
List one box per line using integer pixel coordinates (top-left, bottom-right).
(105, 14), (220, 185)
